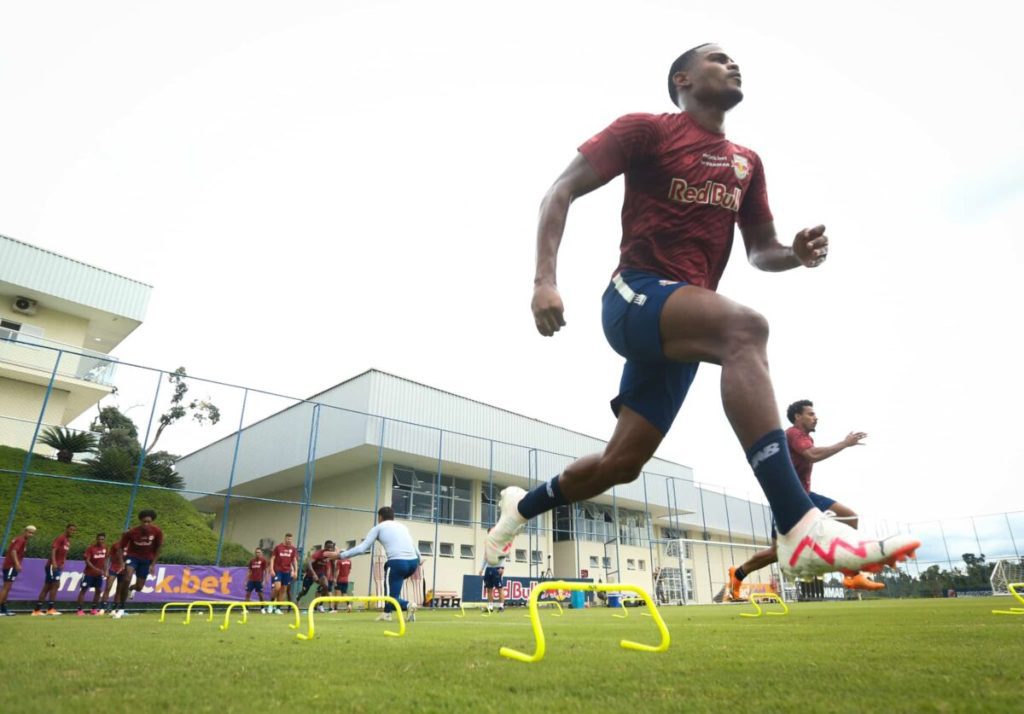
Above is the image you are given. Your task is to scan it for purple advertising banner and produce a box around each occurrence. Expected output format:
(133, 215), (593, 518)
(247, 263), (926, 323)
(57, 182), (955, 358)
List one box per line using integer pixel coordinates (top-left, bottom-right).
(8, 557), (250, 603)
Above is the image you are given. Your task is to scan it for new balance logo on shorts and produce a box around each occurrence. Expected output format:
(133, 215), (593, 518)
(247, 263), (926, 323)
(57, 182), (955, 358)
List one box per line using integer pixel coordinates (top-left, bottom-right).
(749, 442), (780, 470)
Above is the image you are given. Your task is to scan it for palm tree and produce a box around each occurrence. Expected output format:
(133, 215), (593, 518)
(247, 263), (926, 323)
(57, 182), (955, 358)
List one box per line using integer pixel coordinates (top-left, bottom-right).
(38, 426), (98, 463)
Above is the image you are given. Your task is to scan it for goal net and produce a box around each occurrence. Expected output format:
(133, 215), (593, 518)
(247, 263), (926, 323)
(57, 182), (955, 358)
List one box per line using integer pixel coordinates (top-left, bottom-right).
(990, 559), (1024, 595)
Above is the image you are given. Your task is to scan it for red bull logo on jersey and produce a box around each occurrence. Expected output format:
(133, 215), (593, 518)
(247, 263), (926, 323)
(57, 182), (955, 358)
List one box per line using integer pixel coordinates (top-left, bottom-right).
(732, 154), (751, 180)
(668, 178), (741, 212)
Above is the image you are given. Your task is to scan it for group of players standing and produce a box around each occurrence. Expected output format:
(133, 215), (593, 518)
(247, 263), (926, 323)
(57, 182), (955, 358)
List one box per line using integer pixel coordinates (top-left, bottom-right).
(0, 509), (163, 618)
(243, 533), (354, 613)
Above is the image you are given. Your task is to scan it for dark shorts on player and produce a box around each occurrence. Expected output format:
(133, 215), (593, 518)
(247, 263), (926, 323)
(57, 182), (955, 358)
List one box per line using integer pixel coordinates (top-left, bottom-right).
(81, 575), (103, 591)
(273, 571), (293, 587)
(124, 557), (152, 583)
(2, 567), (18, 582)
(771, 492), (838, 538)
(333, 581), (349, 594)
(482, 568), (504, 590)
(602, 270), (700, 435)
(44, 565), (62, 583)
(246, 580), (264, 593)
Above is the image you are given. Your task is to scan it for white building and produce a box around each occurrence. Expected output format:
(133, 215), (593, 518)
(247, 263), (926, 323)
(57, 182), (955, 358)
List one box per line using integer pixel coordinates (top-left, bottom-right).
(0, 234), (151, 451)
(176, 369), (777, 604)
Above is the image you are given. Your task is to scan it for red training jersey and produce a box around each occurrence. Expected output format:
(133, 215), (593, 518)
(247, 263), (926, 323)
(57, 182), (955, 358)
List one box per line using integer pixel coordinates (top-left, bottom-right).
(334, 559), (352, 583)
(247, 556), (268, 582)
(786, 426), (815, 493)
(49, 533), (72, 567)
(84, 545), (108, 574)
(108, 547), (126, 575)
(2, 535), (28, 570)
(118, 525), (164, 560)
(579, 112), (773, 290)
(272, 544), (297, 573)
(310, 549), (329, 576)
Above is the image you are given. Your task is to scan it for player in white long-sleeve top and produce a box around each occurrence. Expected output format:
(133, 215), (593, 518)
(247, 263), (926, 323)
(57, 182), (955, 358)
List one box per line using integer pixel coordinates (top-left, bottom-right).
(335, 506), (421, 622)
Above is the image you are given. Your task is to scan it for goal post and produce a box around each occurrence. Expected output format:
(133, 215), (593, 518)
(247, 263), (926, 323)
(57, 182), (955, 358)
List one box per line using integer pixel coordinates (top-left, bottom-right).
(990, 558), (1024, 595)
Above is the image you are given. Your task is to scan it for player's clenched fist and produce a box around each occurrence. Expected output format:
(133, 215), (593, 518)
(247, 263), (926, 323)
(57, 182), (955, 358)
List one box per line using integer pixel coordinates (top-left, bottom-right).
(532, 283), (566, 336)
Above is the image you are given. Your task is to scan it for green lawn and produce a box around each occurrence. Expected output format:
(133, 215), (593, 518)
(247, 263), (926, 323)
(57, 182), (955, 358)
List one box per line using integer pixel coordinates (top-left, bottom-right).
(2, 598), (1020, 713)
(0, 445), (251, 565)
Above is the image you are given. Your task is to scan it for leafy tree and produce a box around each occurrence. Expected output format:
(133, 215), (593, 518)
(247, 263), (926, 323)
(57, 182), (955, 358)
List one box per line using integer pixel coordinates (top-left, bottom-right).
(38, 426), (98, 463)
(82, 447), (136, 483)
(145, 367), (221, 453)
(144, 451), (185, 489)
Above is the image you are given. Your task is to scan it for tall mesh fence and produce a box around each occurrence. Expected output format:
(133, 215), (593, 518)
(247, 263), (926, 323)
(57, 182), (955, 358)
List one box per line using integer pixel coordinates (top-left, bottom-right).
(2, 337), (1020, 604)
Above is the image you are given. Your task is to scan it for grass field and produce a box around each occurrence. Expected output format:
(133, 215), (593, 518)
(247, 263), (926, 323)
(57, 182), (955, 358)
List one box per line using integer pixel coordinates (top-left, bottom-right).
(3, 597), (1021, 713)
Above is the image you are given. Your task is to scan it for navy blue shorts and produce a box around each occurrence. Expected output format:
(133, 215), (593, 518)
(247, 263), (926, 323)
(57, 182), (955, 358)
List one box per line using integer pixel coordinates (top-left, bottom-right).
(2, 567), (18, 583)
(246, 580), (264, 593)
(482, 568), (504, 589)
(602, 270), (700, 435)
(333, 581), (349, 594)
(771, 492), (838, 538)
(44, 565), (62, 583)
(80, 575), (103, 591)
(302, 575), (316, 589)
(124, 557), (152, 583)
(273, 572), (293, 586)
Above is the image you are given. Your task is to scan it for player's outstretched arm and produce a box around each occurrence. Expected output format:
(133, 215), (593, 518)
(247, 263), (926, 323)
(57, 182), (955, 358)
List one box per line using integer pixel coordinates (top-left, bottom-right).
(741, 222), (829, 272)
(533, 153), (609, 336)
(799, 431), (868, 464)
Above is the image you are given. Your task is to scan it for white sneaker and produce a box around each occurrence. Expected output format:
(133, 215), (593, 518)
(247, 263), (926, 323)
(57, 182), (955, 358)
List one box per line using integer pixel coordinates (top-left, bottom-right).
(777, 510), (921, 579)
(406, 602), (417, 622)
(484, 486), (528, 565)
(375, 612), (392, 622)
(112, 610), (123, 620)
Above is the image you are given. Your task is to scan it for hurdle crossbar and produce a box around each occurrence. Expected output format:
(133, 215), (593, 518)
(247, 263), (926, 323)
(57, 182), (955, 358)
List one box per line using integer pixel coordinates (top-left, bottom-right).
(499, 581), (669, 664)
(296, 596), (406, 640)
(739, 592), (789, 618)
(220, 601), (300, 631)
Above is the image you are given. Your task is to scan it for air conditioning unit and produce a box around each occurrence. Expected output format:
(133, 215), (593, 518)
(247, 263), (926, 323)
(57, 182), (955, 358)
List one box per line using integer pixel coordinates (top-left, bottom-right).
(12, 296), (38, 316)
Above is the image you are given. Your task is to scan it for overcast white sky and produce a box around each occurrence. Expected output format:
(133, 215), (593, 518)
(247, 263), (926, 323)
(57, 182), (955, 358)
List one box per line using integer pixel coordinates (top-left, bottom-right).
(2, 1), (1021, 531)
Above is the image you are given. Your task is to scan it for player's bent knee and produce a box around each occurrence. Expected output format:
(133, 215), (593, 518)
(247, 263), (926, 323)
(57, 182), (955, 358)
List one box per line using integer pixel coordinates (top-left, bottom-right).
(726, 307), (769, 350)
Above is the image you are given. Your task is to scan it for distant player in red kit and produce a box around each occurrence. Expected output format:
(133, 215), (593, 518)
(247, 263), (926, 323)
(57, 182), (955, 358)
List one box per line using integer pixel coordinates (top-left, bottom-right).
(331, 554), (353, 613)
(269, 533), (298, 612)
(486, 44), (919, 582)
(102, 544), (126, 614)
(245, 547), (270, 611)
(112, 510), (163, 619)
(33, 523), (76, 615)
(76, 532), (109, 615)
(0, 525), (36, 616)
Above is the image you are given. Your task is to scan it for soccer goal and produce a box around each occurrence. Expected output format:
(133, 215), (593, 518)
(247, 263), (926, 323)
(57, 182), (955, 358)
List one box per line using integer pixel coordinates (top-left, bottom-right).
(990, 559), (1024, 595)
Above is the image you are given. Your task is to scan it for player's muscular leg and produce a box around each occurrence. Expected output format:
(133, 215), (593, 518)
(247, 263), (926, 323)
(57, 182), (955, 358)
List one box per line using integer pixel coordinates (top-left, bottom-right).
(558, 406), (664, 502)
(829, 502), (858, 529)
(659, 286), (779, 450)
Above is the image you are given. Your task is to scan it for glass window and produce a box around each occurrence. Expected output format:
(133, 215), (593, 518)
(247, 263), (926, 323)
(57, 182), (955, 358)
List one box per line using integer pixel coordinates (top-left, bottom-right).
(627, 559), (636, 570)
(602, 556), (611, 569)
(346, 540), (356, 549)
(515, 549), (527, 563)
(440, 542), (454, 558)
(460, 544), (475, 559)
(418, 540), (433, 556)
(589, 555), (599, 567)
(392, 465), (473, 526)
(531, 550), (542, 564)
(638, 559), (646, 571)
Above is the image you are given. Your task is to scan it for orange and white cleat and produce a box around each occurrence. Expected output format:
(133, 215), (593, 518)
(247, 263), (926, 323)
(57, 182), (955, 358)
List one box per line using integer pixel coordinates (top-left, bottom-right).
(843, 572), (886, 591)
(778, 510), (920, 580)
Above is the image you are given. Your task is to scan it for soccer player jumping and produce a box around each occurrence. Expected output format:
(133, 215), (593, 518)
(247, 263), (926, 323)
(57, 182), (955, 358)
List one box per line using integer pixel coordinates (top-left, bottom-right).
(486, 44), (919, 582)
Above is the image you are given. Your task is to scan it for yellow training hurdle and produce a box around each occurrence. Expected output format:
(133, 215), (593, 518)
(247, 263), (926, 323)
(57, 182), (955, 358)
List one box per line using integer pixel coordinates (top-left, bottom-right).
(524, 599), (564, 618)
(739, 592), (789, 618)
(499, 581), (669, 664)
(159, 601), (213, 623)
(220, 601), (300, 631)
(456, 602), (494, 617)
(295, 596), (406, 640)
(183, 600), (247, 625)
(992, 582), (1024, 615)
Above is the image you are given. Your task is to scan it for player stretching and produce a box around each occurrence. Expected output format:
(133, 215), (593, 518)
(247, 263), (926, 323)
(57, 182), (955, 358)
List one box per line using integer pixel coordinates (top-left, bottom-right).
(245, 547), (270, 612)
(0, 525), (36, 616)
(730, 400), (885, 599)
(76, 532), (108, 615)
(269, 533), (298, 613)
(335, 507), (420, 622)
(112, 510), (163, 619)
(486, 44), (919, 582)
(33, 523), (76, 615)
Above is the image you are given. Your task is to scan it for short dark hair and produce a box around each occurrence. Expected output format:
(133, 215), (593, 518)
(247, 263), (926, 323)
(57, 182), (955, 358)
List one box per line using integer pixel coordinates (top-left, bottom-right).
(139, 509), (157, 521)
(787, 400), (814, 424)
(66, 523), (76, 529)
(667, 43), (713, 106)
(378, 506), (395, 521)
(324, 540), (335, 548)
(285, 532), (293, 538)
(96, 532), (106, 538)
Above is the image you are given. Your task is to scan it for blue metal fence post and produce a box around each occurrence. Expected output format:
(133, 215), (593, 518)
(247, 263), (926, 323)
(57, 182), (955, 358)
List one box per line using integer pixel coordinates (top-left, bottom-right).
(295, 404), (321, 570)
(1, 350), (63, 550)
(1005, 513), (1020, 560)
(123, 369), (165, 531)
(642, 472), (655, 591)
(368, 418), (386, 597)
(215, 388), (249, 566)
(430, 430), (444, 602)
